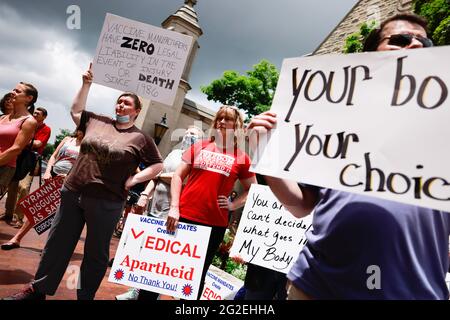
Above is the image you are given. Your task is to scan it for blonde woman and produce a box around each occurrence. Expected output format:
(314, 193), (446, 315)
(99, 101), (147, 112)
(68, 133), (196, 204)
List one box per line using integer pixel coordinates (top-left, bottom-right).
(140, 106), (256, 300)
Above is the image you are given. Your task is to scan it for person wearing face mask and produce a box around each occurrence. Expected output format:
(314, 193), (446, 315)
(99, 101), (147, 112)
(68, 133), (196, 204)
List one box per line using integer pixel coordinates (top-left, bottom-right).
(115, 125), (203, 301)
(3, 64), (163, 300)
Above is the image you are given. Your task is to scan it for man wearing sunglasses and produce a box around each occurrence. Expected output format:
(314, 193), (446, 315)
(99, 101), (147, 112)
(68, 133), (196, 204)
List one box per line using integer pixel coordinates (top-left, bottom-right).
(363, 13), (433, 51)
(247, 13), (449, 300)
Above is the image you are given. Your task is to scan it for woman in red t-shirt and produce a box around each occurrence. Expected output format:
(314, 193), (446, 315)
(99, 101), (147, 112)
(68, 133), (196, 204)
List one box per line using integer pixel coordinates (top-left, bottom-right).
(165, 105), (257, 300)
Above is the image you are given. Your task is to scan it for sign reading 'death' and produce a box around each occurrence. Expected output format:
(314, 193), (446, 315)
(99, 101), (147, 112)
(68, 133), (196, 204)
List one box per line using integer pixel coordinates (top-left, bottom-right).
(200, 265), (244, 300)
(251, 46), (450, 212)
(230, 184), (313, 273)
(108, 215), (211, 300)
(93, 13), (193, 105)
(17, 177), (64, 235)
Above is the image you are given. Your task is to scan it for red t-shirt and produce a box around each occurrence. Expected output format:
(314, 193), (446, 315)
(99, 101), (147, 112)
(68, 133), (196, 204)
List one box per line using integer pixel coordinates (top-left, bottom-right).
(34, 123), (51, 155)
(179, 140), (255, 227)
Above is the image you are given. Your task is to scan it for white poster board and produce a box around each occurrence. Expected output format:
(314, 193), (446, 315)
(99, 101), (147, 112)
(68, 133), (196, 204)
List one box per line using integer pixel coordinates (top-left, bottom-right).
(108, 215), (210, 300)
(200, 265), (244, 300)
(93, 13), (193, 105)
(230, 184), (313, 273)
(252, 46), (450, 212)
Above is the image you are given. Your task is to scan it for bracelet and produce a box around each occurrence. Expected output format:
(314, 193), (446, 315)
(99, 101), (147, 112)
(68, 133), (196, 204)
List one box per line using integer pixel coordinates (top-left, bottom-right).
(140, 193), (149, 197)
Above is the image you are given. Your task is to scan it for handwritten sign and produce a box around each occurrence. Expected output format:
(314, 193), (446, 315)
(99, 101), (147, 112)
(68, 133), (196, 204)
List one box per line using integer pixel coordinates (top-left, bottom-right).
(230, 184), (313, 273)
(92, 13), (193, 105)
(200, 265), (244, 300)
(108, 215), (210, 300)
(252, 47), (450, 212)
(17, 177), (64, 235)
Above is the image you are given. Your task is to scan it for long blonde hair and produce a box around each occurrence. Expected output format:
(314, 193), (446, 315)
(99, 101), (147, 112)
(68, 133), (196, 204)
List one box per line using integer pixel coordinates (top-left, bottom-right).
(209, 105), (245, 147)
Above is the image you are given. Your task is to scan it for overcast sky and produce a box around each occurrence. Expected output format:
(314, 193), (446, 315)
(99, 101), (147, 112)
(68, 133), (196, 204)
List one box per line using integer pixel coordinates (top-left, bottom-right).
(0, 0), (358, 142)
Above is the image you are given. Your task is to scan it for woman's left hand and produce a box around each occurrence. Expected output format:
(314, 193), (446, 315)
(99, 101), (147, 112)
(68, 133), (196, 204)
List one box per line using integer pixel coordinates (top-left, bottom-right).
(218, 195), (233, 210)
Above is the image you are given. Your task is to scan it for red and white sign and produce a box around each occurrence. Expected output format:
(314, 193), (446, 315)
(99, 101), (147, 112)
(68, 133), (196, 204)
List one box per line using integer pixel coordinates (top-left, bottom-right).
(200, 265), (244, 300)
(17, 177), (64, 235)
(108, 215), (211, 300)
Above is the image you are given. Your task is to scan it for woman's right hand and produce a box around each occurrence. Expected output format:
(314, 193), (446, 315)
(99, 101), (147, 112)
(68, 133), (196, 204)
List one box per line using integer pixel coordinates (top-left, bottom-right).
(82, 63), (93, 85)
(247, 111), (277, 132)
(246, 111), (277, 154)
(166, 206), (180, 233)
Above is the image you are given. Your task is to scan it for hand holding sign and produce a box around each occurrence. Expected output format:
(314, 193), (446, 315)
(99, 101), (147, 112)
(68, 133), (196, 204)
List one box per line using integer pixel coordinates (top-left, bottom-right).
(166, 206), (180, 233)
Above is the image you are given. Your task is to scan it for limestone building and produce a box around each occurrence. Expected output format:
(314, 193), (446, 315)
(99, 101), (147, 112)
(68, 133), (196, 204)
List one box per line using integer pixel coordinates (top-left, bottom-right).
(135, 0), (215, 158)
(314, 0), (414, 55)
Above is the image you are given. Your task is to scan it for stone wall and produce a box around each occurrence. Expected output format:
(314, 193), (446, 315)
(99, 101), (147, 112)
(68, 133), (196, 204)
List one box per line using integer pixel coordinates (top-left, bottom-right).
(314, 0), (414, 55)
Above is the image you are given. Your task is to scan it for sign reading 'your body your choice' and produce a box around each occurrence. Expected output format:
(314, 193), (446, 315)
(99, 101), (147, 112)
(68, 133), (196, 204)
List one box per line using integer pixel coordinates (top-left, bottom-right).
(252, 46), (450, 212)
(92, 13), (193, 105)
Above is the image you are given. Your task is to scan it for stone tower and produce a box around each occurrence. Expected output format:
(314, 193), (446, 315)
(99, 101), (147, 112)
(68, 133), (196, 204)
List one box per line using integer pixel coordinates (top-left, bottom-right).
(135, 0), (204, 156)
(313, 0), (414, 55)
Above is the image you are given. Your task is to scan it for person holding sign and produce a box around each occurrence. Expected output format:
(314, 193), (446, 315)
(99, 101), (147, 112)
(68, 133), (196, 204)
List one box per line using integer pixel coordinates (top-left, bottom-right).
(247, 14), (450, 300)
(0, 83), (38, 204)
(157, 106), (257, 300)
(1, 125), (85, 251)
(3, 64), (163, 300)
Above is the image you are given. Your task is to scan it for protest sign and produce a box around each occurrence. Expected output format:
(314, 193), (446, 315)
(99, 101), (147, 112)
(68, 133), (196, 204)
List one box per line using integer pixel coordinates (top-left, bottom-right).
(251, 46), (450, 211)
(17, 177), (64, 235)
(92, 13), (193, 105)
(200, 265), (244, 300)
(108, 215), (210, 300)
(230, 184), (312, 273)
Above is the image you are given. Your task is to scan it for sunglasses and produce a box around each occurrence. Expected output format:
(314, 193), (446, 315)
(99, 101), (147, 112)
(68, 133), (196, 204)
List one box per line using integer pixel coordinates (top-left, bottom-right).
(381, 33), (433, 48)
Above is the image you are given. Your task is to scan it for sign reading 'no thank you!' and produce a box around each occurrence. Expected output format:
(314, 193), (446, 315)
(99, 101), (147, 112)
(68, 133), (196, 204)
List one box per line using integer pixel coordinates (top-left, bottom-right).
(92, 13), (193, 105)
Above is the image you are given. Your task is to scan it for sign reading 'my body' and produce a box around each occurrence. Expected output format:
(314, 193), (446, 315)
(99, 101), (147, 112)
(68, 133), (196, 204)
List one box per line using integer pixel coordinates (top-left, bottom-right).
(252, 46), (449, 212)
(93, 13), (193, 105)
(108, 215), (210, 300)
(230, 184), (312, 273)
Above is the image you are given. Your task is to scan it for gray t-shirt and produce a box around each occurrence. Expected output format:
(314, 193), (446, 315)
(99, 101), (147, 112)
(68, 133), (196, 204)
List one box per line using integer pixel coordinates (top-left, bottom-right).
(65, 111), (162, 201)
(148, 149), (183, 218)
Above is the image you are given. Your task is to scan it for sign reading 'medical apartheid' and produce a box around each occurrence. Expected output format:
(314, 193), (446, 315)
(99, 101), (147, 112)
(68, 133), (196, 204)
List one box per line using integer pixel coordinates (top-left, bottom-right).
(108, 215), (210, 300)
(230, 184), (313, 273)
(93, 13), (193, 105)
(251, 46), (450, 212)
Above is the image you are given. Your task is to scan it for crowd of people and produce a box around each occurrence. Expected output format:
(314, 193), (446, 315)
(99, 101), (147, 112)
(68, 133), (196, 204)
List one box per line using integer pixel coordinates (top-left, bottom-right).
(0, 13), (448, 300)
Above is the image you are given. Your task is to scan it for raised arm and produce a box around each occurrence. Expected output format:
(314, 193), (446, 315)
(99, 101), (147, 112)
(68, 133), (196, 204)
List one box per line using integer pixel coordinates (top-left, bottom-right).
(247, 111), (318, 218)
(0, 117), (37, 166)
(264, 176), (318, 218)
(71, 63), (93, 126)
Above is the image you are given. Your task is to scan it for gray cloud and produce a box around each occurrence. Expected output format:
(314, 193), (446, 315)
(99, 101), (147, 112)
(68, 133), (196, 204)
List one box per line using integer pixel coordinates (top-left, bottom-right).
(1, 0), (357, 141)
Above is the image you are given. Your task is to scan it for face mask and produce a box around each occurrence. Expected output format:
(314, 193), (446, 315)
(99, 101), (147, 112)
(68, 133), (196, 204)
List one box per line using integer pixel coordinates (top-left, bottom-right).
(181, 135), (198, 150)
(116, 114), (130, 123)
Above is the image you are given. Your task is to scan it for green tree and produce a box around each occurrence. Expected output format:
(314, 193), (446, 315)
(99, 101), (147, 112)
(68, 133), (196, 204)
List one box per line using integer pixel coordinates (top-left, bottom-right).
(201, 59), (279, 118)
(414, 0), (450, 46)
(343, 20), (378, 53)
(53, 129), (72, 149)
(42, 144), (55, 160)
